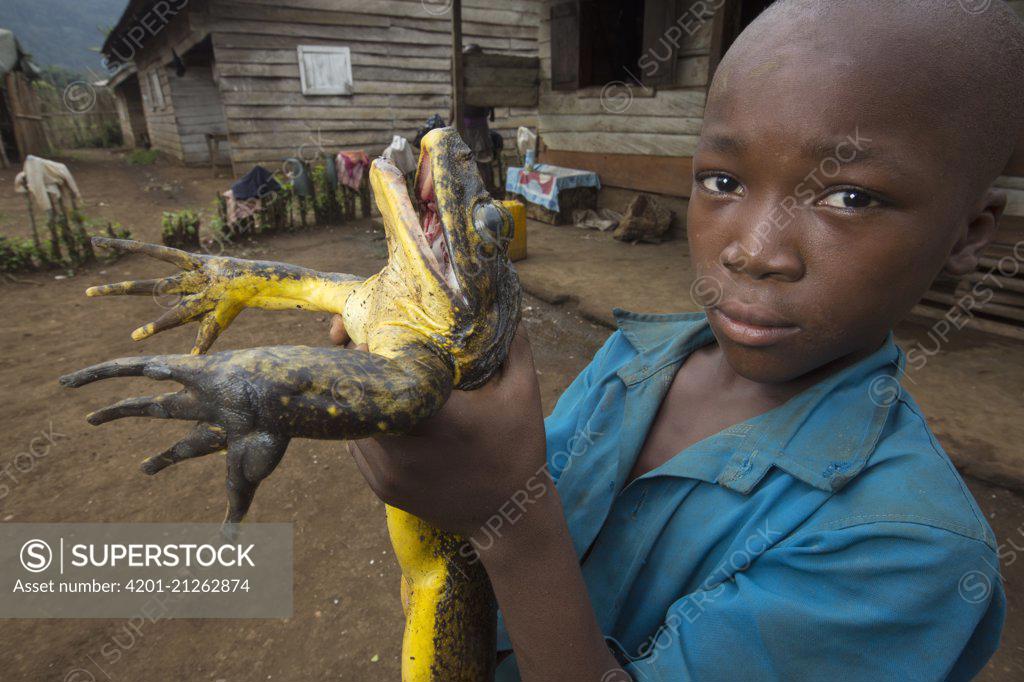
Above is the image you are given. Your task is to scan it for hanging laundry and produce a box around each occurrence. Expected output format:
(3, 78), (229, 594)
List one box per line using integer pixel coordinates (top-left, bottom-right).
(231, 165), (281, 201)
(336, 150), (370, 191)
(323, 154), (339, 190)
(284, 157), (313, 198)
(382, 136), (417, 175)
(222, 190), (261, 227)
(15, 155), (82, 211)
(223, 165), (280, 227)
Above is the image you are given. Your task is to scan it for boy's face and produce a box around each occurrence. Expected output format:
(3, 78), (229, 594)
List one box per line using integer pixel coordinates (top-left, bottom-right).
(687, 40), (997, 384)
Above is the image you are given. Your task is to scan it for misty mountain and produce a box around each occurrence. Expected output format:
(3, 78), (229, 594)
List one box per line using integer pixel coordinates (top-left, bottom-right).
(0, 0), (127, 76)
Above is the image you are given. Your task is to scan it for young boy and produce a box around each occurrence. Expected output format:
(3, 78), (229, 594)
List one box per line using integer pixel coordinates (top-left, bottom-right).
(342, 1), (1023, 679)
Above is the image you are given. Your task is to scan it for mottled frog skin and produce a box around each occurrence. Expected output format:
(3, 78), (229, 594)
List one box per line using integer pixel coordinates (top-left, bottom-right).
(60, 128), (521, 681)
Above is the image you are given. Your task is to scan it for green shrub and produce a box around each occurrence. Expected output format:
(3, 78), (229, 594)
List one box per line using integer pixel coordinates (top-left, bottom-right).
(0, 236), (42, 273)
(127, 148), (159, 165)
(161, 210), (201, 250)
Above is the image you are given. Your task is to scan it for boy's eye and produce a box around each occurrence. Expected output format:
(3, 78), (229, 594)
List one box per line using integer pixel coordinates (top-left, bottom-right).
(819, 189), (882, 209)
(699, 174), (744, 196)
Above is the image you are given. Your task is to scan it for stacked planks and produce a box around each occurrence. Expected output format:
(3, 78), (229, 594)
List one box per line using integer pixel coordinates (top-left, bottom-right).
(915, 216), (1024, 342)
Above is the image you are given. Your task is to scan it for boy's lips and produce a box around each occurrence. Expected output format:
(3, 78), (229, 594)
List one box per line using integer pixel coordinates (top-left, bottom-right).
(710, 301), (799, 347)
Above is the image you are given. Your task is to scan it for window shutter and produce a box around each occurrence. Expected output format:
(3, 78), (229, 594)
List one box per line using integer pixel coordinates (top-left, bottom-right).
(550, 1), (580, 91)
(297, 45), (353, 96)
(641, 0), (680, 87)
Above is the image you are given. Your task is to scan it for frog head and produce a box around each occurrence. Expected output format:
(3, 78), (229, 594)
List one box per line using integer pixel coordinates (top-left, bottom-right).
(368, 127), (521, 389)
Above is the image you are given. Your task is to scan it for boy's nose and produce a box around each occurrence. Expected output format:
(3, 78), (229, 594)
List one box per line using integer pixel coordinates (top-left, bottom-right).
(719, 219), (805, 282)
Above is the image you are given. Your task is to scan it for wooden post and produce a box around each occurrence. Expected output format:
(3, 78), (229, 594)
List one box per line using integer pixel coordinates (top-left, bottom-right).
(67, 188), (95, 261)
(53, 193), (80, 263)
(450, 0), (465, 138)
(21, 177), (42, 253)
(44, 196), (64, 264)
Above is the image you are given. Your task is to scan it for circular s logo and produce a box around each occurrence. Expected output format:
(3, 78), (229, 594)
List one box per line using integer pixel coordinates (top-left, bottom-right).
(20, 539), (53, 573)
(62, 81), (97, 114)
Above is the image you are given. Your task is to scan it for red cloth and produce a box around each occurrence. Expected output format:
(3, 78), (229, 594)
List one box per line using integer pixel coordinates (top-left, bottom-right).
(336, 150), (370, 191)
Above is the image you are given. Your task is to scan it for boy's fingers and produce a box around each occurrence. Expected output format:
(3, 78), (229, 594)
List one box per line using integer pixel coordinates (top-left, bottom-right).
(329, 314), (349, 346)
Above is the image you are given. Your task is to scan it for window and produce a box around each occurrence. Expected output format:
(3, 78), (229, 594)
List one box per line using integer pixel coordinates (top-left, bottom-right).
(552, 0), (692, 91)
(147, 68), (165, 110)
(551, 0), (649, 90)
(297, 45), (353, 96)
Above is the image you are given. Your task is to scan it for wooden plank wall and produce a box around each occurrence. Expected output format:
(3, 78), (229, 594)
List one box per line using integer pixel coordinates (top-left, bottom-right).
(189, 0), (540, 172)
(139, 64), (185, 159)
(168, 64), (232, 165)
(3, 71), (49, 159)
(536, 0), (712, 160)
(131, 5), (205, 162)
(114, 75), (149, 148)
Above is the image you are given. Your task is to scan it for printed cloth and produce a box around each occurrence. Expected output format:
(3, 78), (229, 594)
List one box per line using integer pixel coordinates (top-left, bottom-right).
(336, 150), (370, 191)
(504, 163), (600, 212)
(15, 155), (82, 211)
(222, 190), (261, 227)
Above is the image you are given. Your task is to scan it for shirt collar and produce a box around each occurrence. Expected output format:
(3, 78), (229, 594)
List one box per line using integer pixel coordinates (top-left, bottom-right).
(612, 309), (903, 494)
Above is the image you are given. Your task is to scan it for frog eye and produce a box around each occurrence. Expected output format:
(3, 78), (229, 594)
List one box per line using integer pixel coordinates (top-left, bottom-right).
(473, 203), (512, 243)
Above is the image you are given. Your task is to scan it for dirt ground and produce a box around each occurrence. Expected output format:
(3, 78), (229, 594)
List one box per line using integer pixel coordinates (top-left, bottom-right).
(0, 150), (1022, 680)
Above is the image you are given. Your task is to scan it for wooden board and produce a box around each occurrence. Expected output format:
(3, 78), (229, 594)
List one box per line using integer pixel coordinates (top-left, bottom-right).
(3, 72), (49, 159)
(539, 148), (693, 198)
(463, 54), (539, 107)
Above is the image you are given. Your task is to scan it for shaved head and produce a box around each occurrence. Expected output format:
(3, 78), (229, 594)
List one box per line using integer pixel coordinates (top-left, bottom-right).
(688, 0), (1024, 383)
(710, 0), (1024, 197)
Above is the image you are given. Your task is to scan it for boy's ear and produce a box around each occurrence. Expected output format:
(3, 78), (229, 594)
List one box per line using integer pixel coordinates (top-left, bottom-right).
(944, 188), (1006, 277)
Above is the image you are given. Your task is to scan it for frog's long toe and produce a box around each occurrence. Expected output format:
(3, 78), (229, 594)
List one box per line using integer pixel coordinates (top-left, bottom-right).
(140, 424), (227, 475)
(86, 390), (203, 425)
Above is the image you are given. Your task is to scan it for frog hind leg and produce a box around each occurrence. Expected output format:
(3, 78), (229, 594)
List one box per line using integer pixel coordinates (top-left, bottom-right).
(387, 506), (497, 682)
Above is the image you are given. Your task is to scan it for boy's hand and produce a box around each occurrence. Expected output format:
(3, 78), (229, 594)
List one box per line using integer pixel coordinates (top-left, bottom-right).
(331, 315), (548, 545)
(330, 316), (626, 680)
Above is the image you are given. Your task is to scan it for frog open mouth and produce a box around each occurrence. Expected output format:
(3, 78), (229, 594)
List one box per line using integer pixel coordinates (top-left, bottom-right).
(372, 150), (460, 296)
(413, 148), (459, 292)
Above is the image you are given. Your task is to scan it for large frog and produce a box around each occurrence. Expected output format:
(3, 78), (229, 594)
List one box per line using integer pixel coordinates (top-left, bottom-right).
(59, 128), (520, 682)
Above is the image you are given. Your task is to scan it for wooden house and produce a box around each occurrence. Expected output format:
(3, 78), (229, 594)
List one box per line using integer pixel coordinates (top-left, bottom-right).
(101, 0), (540, 173)
(0, 28), (47, 167)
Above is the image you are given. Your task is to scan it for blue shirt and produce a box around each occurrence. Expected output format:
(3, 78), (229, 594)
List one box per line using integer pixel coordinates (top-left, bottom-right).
(496, 310), (1004, 681)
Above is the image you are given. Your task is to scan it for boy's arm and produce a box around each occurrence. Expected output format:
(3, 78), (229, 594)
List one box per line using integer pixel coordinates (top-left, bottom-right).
(87, 238), (365, 353)
(345, 330), (629, 681)
(479, 484), (628, 681)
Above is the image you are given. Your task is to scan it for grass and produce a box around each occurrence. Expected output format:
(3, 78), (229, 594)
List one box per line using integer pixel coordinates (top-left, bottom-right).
(126, 149), (160, 165)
